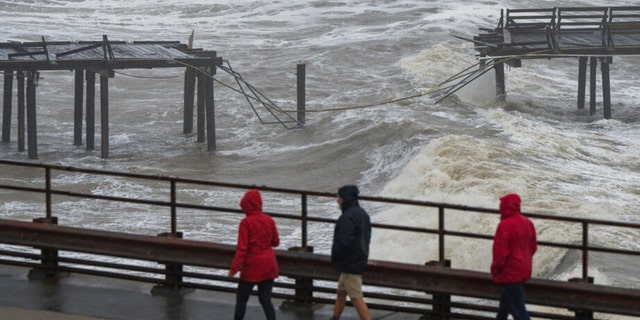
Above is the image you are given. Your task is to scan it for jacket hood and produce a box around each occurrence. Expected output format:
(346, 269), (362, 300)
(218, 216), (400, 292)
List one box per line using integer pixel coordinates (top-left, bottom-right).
(240, 189), (262, 216)
(499, 193), (521, 220)
(338, 185), (360, 210)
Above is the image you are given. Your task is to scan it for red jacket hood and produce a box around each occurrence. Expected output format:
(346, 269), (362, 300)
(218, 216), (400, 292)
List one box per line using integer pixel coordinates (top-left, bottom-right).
(499, 193), (521, 220)
(240, 189), (262, 216)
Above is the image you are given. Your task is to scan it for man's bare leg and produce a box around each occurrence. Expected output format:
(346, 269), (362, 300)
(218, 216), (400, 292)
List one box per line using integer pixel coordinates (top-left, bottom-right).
(332, 289), (348, 319)
(351, 297), (371, 320)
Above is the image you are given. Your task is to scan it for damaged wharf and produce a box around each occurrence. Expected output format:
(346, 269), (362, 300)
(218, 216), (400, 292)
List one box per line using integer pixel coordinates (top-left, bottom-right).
(467, 6), (640, 119)
(0, 36), (221, 159)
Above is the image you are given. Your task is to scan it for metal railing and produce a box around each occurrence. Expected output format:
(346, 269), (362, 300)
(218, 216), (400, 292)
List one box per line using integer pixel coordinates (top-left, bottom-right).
(0, 159), (639, 319)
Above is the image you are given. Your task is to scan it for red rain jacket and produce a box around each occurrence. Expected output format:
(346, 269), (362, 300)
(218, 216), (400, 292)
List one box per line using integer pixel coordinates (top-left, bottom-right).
(491, 193), (537, 284)
(229, 189), (280, 282)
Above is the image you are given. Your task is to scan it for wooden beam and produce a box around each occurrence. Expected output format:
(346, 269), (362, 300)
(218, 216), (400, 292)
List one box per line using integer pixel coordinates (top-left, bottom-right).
(26, 72), (37, 159)
(85, 71), (95, 151)
(601, 57), (612, 119)
(183, 68), (196, 134)
(100, 73), (109, 158)
(2, 70), (13, 143)
(17, 71), (24, 152)
(73, 69), (84, 146)
(205, 66), (215, 151)
(577, 57), (587, 109)
(196, 69), (205, 143)
(589, 57), (597, 116)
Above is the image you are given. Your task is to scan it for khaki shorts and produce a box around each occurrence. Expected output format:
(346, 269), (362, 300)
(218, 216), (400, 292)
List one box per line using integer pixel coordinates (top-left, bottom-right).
(337, 273), (363, 298)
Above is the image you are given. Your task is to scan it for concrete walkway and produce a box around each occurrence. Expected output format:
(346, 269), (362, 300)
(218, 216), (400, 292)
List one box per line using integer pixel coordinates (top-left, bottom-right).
(0, 265), (422, 320)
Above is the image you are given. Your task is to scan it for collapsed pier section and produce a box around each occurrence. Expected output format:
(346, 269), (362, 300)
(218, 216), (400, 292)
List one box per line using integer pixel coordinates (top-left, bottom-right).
(471, 6), (640, 119)
(0, 36), (222, 159)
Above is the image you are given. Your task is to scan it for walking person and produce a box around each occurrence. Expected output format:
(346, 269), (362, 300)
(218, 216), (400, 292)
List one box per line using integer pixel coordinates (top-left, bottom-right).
(329, 185), (372, 320)
(491, 193), (537, 320)
(228, 189), (280, 320)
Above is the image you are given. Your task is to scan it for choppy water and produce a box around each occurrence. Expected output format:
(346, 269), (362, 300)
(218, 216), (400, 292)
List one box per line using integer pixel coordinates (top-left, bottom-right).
(0, 0), (639, 307)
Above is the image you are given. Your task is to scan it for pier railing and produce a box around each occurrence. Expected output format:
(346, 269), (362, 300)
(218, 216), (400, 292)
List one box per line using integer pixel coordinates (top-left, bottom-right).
(501, 6), (640, 31)
(0, 159), (638, 319)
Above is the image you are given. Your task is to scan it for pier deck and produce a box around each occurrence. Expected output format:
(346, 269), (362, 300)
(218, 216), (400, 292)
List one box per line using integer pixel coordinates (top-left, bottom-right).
(469, 6), (640, 118)
(0, 36), (221, 159)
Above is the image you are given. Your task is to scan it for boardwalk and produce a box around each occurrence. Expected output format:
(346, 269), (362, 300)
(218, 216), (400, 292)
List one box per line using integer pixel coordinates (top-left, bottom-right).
(468, 6), (640, 118)
(0, 264), (418, 320)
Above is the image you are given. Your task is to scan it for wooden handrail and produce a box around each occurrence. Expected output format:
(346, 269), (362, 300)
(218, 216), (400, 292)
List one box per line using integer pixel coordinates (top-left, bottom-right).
(0, 219), (638, 317)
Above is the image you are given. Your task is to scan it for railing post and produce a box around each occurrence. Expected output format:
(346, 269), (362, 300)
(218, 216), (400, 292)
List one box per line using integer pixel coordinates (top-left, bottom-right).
(582, 222), (589, 281)
(28, 216), (60, 280)
(152, 231), (192, 296)
(301, 193), (308, 248)
(438, 207), (445, 262)
(569, 277), (594, 320)
(281, 246), (315, 309)
(422, 259), (452, 320)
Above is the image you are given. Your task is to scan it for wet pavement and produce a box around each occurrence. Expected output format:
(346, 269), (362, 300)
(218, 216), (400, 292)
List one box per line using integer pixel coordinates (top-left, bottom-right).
(0, 265), (422, 320)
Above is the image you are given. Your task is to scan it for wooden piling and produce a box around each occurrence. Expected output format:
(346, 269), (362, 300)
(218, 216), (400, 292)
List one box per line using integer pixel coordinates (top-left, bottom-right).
(2, 71), (13, 143)
(494, 61), (506, 101)
(589, 57), (597, 116)
(183, 68), (196, 134)
(577, 57), (587, 110)
(100, 73), (109, 158)
(205, 66), (215, 151)
(296, 64), (306, 126)
(601, 57), (612, 119)
(26, 72), (37, 159)
(17, 71), (25, 152)
(86, 70), (95, 151)
(196, 69), (206, 143)
(73, 69), (84, 146)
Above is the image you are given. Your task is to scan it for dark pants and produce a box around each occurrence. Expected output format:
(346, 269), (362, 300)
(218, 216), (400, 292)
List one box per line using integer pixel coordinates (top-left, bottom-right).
(234, 279), (276, 320)
(496, 282), (530, 320)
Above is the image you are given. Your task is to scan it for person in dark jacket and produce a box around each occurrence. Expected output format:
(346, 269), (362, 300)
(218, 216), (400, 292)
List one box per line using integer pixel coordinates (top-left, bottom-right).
(491, 193), (537, 320)
(228, 189), (280, 320)
(329, 185), (371, 320)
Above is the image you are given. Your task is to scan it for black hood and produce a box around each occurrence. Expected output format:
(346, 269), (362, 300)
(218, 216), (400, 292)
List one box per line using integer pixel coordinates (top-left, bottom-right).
(338, 185), (360, 210)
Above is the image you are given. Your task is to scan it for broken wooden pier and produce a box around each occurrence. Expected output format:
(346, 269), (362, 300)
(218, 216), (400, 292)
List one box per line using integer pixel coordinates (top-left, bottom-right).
(470, 6), (640, 119)
(0, 36), (222, 159)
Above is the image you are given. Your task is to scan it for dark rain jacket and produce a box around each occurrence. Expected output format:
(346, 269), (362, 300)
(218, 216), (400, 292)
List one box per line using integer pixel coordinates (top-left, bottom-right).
(229, 189), (280, 283)
(491, 193), (537, 284)
(331, 190), (371, 275)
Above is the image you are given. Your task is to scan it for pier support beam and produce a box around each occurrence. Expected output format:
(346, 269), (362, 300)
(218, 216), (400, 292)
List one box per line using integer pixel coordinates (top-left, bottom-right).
(2, 70), (13, 143)
(601, 57), (612, 119)
(577, 57), (587, 110)
(73, 69), (84, 146)
(86, 70), (95, 151)
(17, 71), (25, 152)
(589, 57), (597, 116)
(494, 61), (506, 101)
(196, 69), (205, 143)
(26, 71), (38, 159)
(205, 66), (216, 151)
(100, 73), (109, 158)
(297, 63), (306, 126)
(183, 68), (196, 134)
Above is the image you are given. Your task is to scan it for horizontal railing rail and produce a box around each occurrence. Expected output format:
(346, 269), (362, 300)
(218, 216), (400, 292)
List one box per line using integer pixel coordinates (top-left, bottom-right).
(503, 7), (640, 31)
(0, 159), (639, 319)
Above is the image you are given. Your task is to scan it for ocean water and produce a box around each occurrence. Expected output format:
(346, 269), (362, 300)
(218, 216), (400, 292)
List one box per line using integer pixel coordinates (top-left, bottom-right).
(1, 0), (639, 309)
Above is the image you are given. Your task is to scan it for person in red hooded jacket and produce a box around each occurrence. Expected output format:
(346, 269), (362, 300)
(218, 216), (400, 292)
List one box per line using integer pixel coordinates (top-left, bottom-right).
(491, 193), (537, 320)
(228, 189), (280, 320)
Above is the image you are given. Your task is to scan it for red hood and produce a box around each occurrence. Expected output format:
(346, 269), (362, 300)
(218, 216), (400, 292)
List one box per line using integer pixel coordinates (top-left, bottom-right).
(240, 189), (262, 216)
(499, 193), (521, 220)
